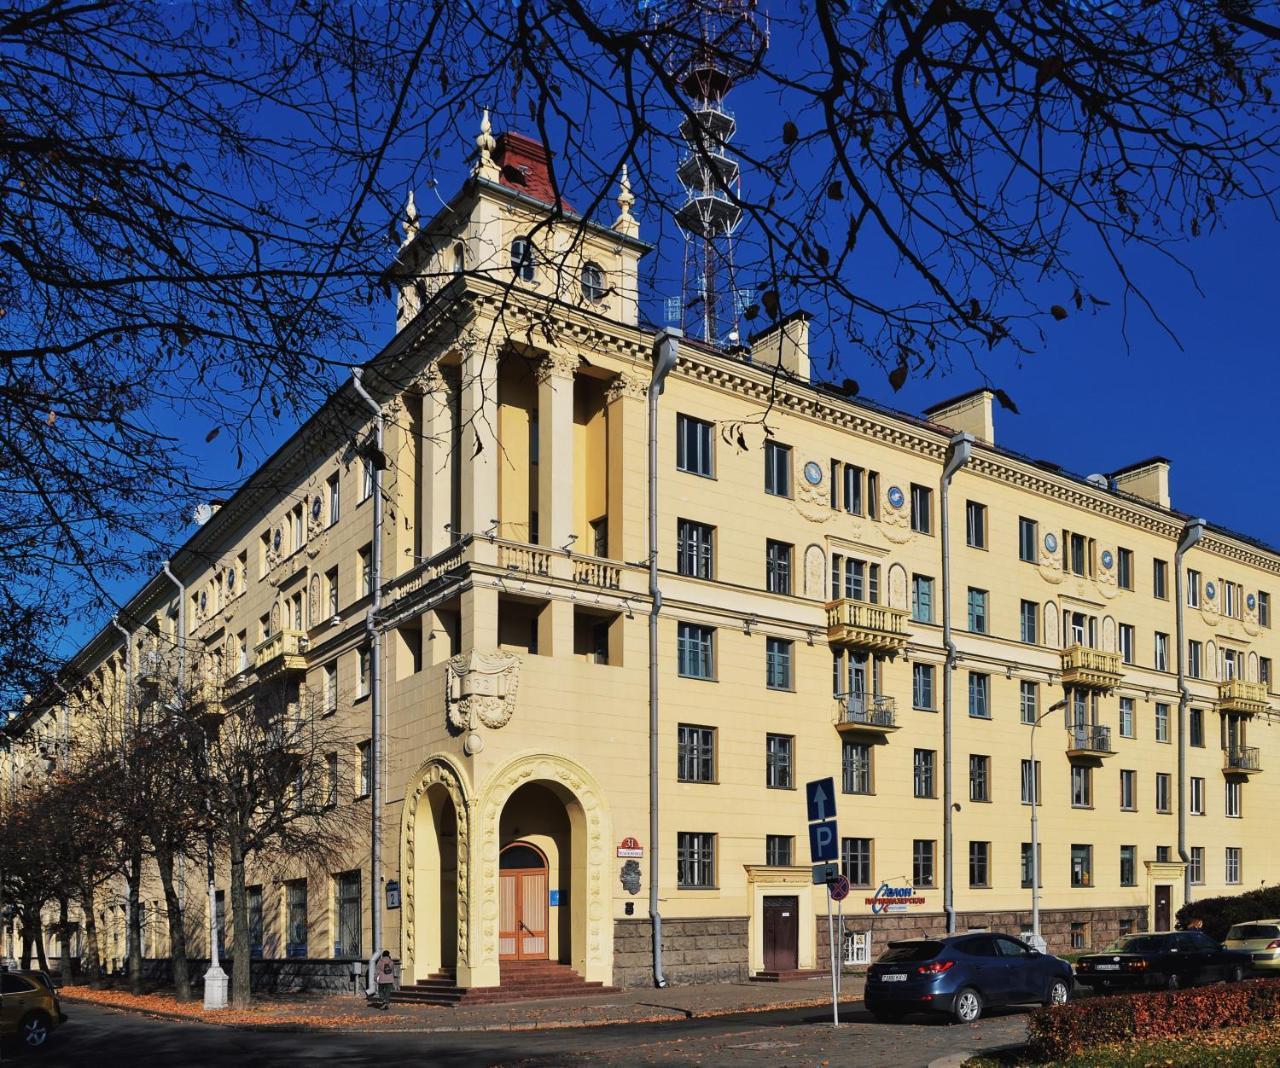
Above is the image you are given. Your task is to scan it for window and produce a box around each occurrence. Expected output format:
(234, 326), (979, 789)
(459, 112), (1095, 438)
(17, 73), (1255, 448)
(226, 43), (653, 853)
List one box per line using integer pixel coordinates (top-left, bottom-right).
(1071, 765), (1092, 808)
(913, 663), (935, 710)
(1156, 845), (1171, 863)
(237, 630), (249, 674)
(765, 637), (793, 690)
(1071, 844), (1093, 887)
(325, 753), (338, 807)
(911, 575), (934, 623)
(1156, 772), (1172, 813)
(334, 871), (362, 958)
(677, 622), (715, 679)
(1188, 640), (1202, 679)
(1021, 843), (1042, 888)
(913, 840), (936, 887)
(1187, 569), (1201, 607)
(323, 662), (337, 714)
(676, 520), (714, 578)
(1020, 681), (1038, 725)
(1154, 632), (1169, 672)
(1067, 532), (1089, 577)
(1120, 845), (1137, 887)
(676, 415), (714, 477)
(831, 555), (880, 603)
(1020, 600), (1038, 644)
(842, 739), (872, 794)
(968, 672), (989, 719)
(913, 749), (936, 798)
(290, 502), (305, 553)
(357, 645), (371, 698)
(357, 740), (371, 797)
(842, 838), (873, 887)
(360, 545), (373, 598)
(1120, 769), (1136, 810)
(967, 588), (988, 633)
(1189, 846), (1204, 885)
(765, 540), (793, 594)
(1118, 624), (1135, 665)
(1070, 922), (1089, 950)
(1149, 558), (1168, 600)
(285, 881), (307, 958)
(764, 441), (792, 497)
(1119, 697), (1135, 739)
(969, 755), (991, 802)
(1222, 580), (1240, 619)
(1226, 779), (1242, 818)
(359, 456), (373, 504)
(1190, 776), (1205, 815)
(326, 473), (340, 527)
(1260, 592), (1271, 628)
(765, 734), (793, 789)
(325, 566), (339, 618)
(965, 501), (987, 548)
(1189, 707), (1204, 747)
(1225, 847), (1242, 885)
(677, 725), (716, 783)
(677, 832), (716, 888)
(1018, 517), (1038, 563)
(1154, 702), (1170, 743)
(969, 842), (991, 887)
(765, 835), (793, 867)
(510, 236), (535, 280)
(1020, 759), (1041, 805)
(833, 461), (863, 514)
(1117, 548), (1133, 590)
(910, 484), (932, 534)
(580, 261), (605, 302)
(1262, 657), (1273, 688)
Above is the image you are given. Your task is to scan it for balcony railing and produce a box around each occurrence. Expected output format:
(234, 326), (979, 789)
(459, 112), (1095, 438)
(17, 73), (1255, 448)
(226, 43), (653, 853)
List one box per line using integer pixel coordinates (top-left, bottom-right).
(572, 556), (621, 590)
(254, 629), (308, 679)
(1066, 725), (1114, 757)
(1219, 678), (1269, 716)
(1060, 645), (1123, 690)
(1224, 745), (1262, 774)
(384, 537), (470, 606)
(825, 598), (910, 652)
(498, 541), (551, 577)
(834, 693), (898, 733)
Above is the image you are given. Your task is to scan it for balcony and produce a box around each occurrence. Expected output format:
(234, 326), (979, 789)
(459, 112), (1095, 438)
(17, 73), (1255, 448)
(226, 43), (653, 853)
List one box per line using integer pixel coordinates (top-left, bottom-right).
(1224, 745), (1262, 776)
(254, 630), (308, 681)
(1059, 645), (1123, 690)
(1219, 679), (1269, 716)
(1066, 725), (1114, 759)
(825, 598), (910, 653)
(834, 693), (899, 735)
(189, 676), (226, 722)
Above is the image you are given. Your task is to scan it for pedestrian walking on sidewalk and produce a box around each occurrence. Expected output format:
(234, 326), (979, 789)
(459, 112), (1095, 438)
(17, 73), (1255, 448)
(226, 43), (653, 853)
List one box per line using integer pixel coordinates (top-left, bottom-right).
(374, 950), (396, 1010)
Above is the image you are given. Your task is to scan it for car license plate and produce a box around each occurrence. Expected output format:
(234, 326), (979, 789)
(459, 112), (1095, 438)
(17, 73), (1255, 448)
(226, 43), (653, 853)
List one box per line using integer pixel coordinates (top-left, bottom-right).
(881, 973), (908, 982)
(1096, 964), (1120, 971)
(1255, 953), (1274, 962)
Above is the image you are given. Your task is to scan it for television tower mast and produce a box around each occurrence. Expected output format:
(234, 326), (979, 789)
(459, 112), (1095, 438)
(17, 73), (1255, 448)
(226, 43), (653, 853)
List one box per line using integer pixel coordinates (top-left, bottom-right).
(670, 2), (766, 346)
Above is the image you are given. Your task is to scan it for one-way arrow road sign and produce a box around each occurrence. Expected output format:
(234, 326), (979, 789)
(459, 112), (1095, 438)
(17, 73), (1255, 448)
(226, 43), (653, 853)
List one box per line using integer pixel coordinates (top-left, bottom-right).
(806, 777), (836, 822)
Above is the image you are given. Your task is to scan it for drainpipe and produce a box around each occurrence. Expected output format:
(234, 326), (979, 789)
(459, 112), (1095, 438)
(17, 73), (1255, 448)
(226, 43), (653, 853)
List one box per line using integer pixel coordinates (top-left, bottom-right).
(352, 368), (386, 985)
(1174, 518), (1206, 910)
(647, 329), (680, 989)
(162, 561), (187, 691)
(939, 432), (974, 936)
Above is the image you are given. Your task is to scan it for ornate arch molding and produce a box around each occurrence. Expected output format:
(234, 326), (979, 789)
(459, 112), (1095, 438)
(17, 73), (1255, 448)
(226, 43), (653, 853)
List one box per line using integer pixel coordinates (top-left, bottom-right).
(476, 752), (613, 981)
(401, 755), (472, 967)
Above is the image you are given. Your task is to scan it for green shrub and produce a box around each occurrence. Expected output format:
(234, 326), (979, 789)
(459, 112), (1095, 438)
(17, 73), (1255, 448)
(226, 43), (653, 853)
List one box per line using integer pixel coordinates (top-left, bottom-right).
(1176, 884), (1280, 941)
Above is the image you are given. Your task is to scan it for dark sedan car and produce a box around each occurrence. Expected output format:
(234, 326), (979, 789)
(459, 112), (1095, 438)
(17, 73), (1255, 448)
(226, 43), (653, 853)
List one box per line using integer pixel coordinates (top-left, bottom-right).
(865, 933), (1073, 1024)
(1075, 930), (1251, 991)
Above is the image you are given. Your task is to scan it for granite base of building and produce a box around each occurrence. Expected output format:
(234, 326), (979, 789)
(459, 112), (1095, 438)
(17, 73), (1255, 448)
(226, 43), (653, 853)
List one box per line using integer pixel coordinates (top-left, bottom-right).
(613, 917), (749, 987)
(137, 957), (361, 993)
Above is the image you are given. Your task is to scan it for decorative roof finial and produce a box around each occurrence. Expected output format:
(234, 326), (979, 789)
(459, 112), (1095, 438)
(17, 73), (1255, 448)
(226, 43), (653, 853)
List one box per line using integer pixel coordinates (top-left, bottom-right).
(614, 163), (639, 238)
(472, 108), (499, 180)
(401, 187), (420, 245)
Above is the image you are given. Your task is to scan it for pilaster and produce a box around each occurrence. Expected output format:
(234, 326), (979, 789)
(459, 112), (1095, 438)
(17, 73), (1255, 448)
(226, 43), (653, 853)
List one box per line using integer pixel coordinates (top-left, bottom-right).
(606, 373), (647, 563)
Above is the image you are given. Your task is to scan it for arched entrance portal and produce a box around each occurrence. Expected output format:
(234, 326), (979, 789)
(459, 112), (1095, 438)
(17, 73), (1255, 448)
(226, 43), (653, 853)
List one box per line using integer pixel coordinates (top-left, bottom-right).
(499, 842), (548, 960)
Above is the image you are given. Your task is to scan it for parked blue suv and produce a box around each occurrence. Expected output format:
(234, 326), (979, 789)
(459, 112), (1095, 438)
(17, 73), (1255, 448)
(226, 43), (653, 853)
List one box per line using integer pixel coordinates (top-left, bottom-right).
(864, 933), (1073, 1023)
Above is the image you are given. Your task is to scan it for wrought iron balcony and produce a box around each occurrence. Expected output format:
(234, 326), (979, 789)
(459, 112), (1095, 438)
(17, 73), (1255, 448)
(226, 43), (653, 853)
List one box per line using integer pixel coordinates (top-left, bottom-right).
(825, 598), (910, 653)
(834, 693), (899, 735)
(1219, 678), (1269, 716)
(1066, 725), (1114, 758)
(1224, 745), (1262, 775)
(254, 629), (308, 680)
(1059, 645), (1123, 690)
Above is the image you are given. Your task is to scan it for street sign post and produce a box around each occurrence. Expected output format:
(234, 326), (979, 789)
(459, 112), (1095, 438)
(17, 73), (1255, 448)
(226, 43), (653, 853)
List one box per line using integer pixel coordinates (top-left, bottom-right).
(828, 874), (850, 902)
(811, 862), (838, 885)
(805, 778), (840, 1028)
(806, 777), (836, 822)
(807, 820), (838, 862)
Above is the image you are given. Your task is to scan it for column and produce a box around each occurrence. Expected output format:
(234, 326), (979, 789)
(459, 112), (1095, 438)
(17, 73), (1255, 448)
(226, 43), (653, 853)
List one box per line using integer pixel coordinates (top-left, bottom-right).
(605, 373), (647, 564)
(417, 364), (455, 559)
(536, 352), (578, 656)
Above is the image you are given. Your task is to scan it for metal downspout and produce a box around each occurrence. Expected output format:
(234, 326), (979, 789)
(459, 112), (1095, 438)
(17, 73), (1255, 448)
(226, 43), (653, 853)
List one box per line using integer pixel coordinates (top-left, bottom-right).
(1174, 518), (1206, 909)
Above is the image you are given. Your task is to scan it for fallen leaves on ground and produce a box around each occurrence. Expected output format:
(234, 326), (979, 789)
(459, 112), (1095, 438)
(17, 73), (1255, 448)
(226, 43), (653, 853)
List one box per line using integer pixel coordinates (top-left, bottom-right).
(58, 986), (396, 1029)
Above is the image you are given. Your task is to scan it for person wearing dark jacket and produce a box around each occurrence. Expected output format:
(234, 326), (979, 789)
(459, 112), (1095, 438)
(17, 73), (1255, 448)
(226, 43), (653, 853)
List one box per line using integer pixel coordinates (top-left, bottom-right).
(373, 950), (396, 1009)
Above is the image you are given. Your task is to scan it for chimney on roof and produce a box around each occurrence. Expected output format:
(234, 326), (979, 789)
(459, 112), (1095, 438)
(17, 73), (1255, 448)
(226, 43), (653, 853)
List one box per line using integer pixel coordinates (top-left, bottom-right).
(1110, 457), (1171, 510)
(749, 312), (811, 382)
(924, 388), (996, 445)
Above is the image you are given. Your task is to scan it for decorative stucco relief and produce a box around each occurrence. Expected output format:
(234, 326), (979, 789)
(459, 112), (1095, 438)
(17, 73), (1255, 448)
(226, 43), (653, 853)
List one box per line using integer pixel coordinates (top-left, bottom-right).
(804, 544), (826, 600)
(401, 757), (471, 969)
(446, 650), (522, 731)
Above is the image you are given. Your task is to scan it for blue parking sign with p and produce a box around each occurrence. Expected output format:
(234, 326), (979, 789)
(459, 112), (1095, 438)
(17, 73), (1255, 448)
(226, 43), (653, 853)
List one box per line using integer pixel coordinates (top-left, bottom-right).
(808, 819), (838, 862)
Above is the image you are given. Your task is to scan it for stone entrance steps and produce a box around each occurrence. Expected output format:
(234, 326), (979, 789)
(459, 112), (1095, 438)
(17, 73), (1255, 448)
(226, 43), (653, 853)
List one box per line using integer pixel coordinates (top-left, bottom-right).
(750, 967), (830, 982)
(389, 960), (618, 1007)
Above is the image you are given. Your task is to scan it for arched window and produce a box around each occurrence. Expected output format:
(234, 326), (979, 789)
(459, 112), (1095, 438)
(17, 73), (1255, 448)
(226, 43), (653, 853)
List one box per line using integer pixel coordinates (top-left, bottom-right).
(581, 261), (605, 302)
(499, 842), (546, 870)
(510, 237), (535, 281)
(452, 242), (464, 274)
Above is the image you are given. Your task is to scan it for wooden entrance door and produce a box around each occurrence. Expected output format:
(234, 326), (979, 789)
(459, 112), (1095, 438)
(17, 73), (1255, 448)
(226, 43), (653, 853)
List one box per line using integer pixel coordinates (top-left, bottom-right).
(1155, 885), (1172, 932)
(499, 843), (548, 960)
(763, 895), (799, 972)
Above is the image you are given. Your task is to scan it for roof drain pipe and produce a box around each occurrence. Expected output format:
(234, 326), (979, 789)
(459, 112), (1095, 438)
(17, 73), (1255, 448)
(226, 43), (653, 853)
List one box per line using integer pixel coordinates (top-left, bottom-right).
(939, 431), (974, 936)
(1174, 517), (1206, 911)
(648, 329), (680, 989)
(352, 368), (386, 991)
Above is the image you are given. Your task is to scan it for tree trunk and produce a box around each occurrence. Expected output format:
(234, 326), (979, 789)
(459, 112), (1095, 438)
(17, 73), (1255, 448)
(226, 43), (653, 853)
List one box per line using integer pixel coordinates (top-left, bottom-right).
(154, 844), (192, 1001)
(80, 881), (102, 985)
(20, 923), (32, 969)
(33, 912), (49, 972)
(58, 895), (73, 980)
(229, 836), (251, 1007)
(127, 849), (144, 994)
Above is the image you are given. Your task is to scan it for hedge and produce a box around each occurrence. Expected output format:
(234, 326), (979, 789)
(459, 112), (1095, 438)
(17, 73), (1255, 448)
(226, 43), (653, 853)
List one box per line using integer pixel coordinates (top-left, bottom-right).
(1176, 884), (1280, 941)
(1026, 978), (1280, 1060)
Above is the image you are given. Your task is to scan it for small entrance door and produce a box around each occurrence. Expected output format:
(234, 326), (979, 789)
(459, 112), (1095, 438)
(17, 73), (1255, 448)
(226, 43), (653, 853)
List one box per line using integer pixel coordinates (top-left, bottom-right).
(763, 895), (799, 972)
(499, 843), (549, 960)
(1155, 885), (1172, 931)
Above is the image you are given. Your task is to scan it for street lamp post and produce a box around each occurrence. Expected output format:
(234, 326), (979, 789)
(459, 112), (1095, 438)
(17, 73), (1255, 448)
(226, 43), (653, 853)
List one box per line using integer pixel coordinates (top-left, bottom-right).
(1029, 698), (1067, 949)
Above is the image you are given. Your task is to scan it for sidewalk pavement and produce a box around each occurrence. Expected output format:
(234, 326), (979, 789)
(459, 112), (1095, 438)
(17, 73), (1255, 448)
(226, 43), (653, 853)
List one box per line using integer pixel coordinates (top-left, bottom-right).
(58, 973), (867, 1034)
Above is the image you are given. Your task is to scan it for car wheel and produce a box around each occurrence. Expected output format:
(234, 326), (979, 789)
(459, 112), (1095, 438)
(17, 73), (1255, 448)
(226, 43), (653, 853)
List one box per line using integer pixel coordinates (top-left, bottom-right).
(21, 1010), (52, 1048)
(952, 987), (983, 1024)
(1227, 964), (1245, 984)
(1165, 971), (1181, 991)
(1045, 978), (1071, 1007)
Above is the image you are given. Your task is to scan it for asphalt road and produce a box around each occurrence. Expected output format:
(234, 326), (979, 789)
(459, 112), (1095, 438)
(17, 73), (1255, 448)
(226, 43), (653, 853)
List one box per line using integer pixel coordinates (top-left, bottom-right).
(4, 1000), (1030, 1068)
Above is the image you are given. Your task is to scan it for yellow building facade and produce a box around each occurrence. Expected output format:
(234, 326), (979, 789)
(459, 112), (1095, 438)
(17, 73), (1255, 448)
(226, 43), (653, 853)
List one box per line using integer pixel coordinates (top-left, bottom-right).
(6, 125), (1280, 992)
